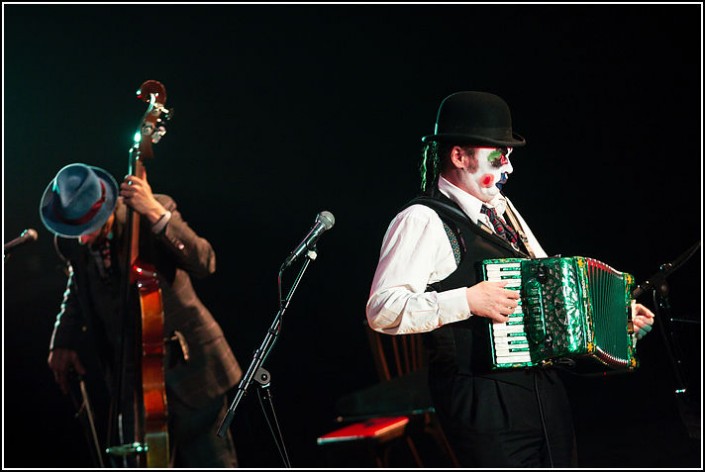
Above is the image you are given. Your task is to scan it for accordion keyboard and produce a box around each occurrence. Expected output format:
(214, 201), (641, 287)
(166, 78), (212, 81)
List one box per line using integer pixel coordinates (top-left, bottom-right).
(484, 260), (533, 368)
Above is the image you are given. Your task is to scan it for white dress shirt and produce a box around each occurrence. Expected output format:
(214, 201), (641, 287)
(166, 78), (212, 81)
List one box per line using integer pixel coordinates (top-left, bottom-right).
(366, 176), (547, 335)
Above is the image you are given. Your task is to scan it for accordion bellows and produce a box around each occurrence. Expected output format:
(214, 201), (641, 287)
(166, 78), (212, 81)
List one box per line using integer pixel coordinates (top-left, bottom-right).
(482, 256), (637, 371)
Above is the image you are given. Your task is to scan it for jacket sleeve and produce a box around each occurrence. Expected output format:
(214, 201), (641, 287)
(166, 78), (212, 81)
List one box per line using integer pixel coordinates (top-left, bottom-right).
(154, 194), (216, 279)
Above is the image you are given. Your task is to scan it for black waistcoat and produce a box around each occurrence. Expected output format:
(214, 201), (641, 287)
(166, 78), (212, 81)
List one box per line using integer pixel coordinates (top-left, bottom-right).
(405, 194), (540, 387)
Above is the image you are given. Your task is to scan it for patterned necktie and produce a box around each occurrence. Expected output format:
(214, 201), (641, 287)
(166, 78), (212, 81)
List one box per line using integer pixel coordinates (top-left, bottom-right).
(481, 205), (519, 245)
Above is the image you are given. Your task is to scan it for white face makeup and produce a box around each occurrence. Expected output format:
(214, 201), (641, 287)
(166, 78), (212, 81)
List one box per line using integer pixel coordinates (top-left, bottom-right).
(463, 147), (514, 201)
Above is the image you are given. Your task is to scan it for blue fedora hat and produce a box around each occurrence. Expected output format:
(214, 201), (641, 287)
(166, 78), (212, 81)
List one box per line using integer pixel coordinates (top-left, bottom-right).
(39, 163), (119, 237)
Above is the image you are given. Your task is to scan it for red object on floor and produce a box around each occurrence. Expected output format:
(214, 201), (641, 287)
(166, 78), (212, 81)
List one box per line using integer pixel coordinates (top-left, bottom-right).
(316, 416), (410, 444)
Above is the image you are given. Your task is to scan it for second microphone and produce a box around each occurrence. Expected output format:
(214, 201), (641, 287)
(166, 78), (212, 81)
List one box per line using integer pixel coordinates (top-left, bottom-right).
(283, 211), (335, 269)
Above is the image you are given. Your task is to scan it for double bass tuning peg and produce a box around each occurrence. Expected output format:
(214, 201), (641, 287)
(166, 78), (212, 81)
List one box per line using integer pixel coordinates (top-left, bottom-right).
(151, 125), (167, 144)
(151, 104), (173, 121)
(160, 106), (174, 121)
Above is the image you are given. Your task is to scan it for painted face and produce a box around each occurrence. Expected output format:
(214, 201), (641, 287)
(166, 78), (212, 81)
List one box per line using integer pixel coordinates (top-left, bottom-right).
(466, 147), (514, 201)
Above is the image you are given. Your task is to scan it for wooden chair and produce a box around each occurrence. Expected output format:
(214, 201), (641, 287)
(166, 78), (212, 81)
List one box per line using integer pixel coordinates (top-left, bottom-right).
(329, 321), (459, 467)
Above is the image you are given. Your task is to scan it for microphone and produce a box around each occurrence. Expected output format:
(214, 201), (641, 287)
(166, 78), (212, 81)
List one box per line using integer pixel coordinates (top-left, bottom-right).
(4, 228), (39, 255)
(283, 211), (335, 268)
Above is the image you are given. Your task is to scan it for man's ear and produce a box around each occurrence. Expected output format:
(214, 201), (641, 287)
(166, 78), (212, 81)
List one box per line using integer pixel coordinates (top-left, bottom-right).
(450, 146), (467, 169)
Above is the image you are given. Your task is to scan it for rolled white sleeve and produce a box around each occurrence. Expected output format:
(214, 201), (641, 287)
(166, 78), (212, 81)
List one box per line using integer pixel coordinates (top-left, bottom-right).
(366, 205), (471, 335)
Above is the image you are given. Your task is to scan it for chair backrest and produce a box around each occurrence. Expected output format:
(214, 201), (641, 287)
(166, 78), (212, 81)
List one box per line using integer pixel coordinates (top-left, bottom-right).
(361, 321), (461, 467)
(334, 322), (431, 420)
(365, 321), (426, 381)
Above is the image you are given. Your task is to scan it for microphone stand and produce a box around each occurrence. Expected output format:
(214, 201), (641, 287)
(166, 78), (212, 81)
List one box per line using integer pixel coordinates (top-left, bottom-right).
(631, 240), (701, 299)
(632, 240), (701, 440)
(217, 248), (319, 467)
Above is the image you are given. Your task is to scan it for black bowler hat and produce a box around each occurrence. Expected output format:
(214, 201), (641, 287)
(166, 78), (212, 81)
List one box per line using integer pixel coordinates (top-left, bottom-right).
(422, 91), (526, 147)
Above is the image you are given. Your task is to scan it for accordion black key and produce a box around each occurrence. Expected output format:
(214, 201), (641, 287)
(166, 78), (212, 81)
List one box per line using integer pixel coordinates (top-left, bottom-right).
(481, 256), (638, 371)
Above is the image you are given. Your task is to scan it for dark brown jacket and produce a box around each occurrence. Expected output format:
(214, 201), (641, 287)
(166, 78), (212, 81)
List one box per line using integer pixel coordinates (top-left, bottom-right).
(50, 195), (242, 408)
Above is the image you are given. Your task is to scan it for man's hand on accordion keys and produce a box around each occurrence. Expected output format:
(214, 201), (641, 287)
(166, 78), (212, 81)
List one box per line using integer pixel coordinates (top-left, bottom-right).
(466, 280), (521, 323)
(632, 302), (656, 341)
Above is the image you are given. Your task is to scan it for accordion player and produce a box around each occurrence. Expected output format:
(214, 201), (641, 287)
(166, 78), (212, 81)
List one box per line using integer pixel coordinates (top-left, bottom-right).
(481, 256), (638, 372)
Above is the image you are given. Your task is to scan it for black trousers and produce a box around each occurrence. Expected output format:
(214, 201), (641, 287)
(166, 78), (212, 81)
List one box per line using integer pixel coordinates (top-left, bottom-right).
(168, 393), (239, 468)
(430, 369), (577, 468)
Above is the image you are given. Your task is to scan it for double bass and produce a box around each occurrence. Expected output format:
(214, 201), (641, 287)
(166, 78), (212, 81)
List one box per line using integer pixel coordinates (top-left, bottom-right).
(107, 80), (171, 468)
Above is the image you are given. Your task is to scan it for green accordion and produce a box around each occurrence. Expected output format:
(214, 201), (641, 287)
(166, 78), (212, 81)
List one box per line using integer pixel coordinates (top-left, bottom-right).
(481, 257), (638, 371)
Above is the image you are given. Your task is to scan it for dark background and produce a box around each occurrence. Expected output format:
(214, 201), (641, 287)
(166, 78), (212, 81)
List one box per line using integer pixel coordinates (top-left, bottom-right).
(3, 4), (701, 469)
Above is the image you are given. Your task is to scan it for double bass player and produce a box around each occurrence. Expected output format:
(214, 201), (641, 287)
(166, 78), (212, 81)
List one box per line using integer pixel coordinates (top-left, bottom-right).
(40, 161), (242, 467)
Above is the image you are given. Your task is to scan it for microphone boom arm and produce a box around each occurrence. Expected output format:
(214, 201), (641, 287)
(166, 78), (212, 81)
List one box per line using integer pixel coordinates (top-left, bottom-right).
(632, 240), (701, 299)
